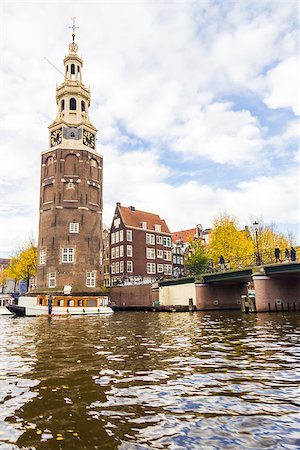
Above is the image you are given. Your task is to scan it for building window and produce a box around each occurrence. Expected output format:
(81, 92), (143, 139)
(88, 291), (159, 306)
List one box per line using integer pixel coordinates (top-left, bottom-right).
(126, 230), (132, 241)
(39, 249), (46, 265)
(127, 261), (133, 273)
(157, 249), (163, 259)
(81, 101), (85, 112)
(127, 245), (133, 257)
(116, 262), (120, 273)
(62, 247), (74, 263)
(69, 222), (79, 233)
(147, 263), (156, 274)
(155, 224), (161, 232)
(111, 233), (115, 244)
(141, 222), (147, 230)
(157, 235), (163, 245)
(86, 272), (96, 287)
(120, 245), (124, 257)
(146, 248), (155, 259)
(111, 263), (115, 274)
(120, 261), (124, 273)
(119, 230), (124, 242)
(70, 98), (76, 110)
(164, 264), (172, 275)
(115, 231), (119, 243)
(163, 250), (172, 261)
(163, 236), (171, 247)
(114, 217), (120, 228)
(116, 246), (120, 258)
(48, 272), (56, 288)
(111, 247), (116, 259)
(157, 264), (164, 273)
(146, 233), (155, 245)
(67, 182), (75, 190)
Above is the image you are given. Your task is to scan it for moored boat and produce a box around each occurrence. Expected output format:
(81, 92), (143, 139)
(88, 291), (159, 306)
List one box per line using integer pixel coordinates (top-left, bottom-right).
(0, 295), (15, 315)
(6, 295), (113, 317)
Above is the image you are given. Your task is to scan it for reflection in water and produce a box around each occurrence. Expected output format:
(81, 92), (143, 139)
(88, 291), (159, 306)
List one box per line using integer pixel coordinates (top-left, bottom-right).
(0, 312), (299, 449)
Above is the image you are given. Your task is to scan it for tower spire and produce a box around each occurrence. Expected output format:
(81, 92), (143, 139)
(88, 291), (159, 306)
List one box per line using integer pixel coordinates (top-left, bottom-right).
(69, 16), (79, 42)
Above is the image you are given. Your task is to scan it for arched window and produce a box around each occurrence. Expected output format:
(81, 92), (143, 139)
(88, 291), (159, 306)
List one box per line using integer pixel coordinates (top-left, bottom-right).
(77, 66), (80, 73)
(81, 101), (85, 112)
(61, 99), (65, 111)
(71, 64), (75, 75)
(70, 98), (76, 110)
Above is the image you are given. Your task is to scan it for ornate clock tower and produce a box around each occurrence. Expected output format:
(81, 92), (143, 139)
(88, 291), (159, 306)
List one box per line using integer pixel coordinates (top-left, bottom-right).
(36, 28), (103, 293)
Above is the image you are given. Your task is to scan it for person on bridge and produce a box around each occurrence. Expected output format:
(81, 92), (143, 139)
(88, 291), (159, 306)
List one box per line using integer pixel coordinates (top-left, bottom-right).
(274, 246), (281, 263)
(284, 248), (290, 262)
(290, 247), (296, 262)
(219, 255), (225, 271)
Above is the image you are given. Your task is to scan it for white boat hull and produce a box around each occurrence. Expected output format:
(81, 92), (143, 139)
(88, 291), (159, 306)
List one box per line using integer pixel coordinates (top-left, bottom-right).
(7, 296), (114, 317)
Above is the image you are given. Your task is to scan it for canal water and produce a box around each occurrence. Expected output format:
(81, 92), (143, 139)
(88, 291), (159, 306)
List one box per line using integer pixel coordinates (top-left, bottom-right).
(0, 311), (299, 450)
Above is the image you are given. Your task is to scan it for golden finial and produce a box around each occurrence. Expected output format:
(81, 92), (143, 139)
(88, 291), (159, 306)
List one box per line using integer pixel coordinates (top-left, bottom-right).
(68, 17), (79, 53)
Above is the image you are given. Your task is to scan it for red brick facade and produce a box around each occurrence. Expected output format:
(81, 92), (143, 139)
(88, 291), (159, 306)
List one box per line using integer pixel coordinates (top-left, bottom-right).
(110, 204), (173, 285)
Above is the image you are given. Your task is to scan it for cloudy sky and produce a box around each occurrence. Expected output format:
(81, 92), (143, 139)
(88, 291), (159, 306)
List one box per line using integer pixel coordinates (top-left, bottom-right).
(0, 0), (299, 257)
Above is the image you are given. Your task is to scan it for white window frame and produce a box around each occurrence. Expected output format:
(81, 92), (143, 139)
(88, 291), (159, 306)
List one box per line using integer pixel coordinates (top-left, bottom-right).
(157, 249), (163, 259)
(156, 235), (163, 245)
(111, 263), (115, 274)
(48, 272), (56, 288)
(146, 233), (155, 245)
(69, 222), (79, 233)
(164, 264), (172, 275)
(111, 247), (116, 259)
(119, 230), (124, 242)
(127, 261), (133, 273)
(126, 229), (132, 241)
(86, 271), (96, 287)
(155, 224), (161, 232)
(147, 263), (156, 274)
(116, 246), (120, 258)
(163, 236), (171, 247)
(163, 250), (172, 261)
(115, 231), (119, 243)
(116, 261), (120, 273)
(114, 217), (120, 228)
(120, 261), (124, 273)
(111, 233), (115, 244)
(146, 248), (155, 259)
(157, 264), (164, 273)
(120, 245), (124, 258)
(62, 247), (74, 263)
(127, 245), (133, 257)
(39, 248), (46, 265)
(141, 221), (147, 230)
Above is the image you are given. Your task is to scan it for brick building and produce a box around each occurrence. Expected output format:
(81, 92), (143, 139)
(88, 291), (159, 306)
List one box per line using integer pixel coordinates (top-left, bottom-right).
(102, 226), (110, 287)
(110, 203), (173, 285)
(172, 225), (211, 277)
(36, 33), (103, 293)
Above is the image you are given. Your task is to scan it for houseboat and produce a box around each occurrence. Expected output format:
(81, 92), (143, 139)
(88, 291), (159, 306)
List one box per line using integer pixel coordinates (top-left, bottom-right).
(6, 295), (113, 317)
(0, 295), (15, 315)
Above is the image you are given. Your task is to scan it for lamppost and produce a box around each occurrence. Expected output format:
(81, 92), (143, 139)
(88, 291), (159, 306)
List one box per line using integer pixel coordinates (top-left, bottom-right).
(253, 221), (262, 265)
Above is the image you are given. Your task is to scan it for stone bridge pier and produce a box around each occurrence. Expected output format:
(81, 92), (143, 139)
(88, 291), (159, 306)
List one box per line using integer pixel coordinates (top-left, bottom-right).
(196, 282), (248, 310)
(253, 272), (300, 312)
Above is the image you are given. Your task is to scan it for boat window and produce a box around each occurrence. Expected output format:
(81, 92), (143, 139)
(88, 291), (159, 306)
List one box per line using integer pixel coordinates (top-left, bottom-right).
(87, 299), (96, 307)
(78, 299), (83, 307)
(57, 299), (64, 306)
(67, 300), (74, 307)
(39, 298), (43, 305)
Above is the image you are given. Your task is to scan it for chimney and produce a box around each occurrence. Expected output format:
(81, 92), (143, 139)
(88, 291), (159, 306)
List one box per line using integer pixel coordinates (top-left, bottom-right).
(116, 202), (121, 207)
(129, 206), (135, 211)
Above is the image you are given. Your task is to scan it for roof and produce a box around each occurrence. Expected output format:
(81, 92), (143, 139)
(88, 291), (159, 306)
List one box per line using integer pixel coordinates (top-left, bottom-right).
(118, 205), (171, 234)
(0, 258), (10, 267)
(172, 228), (196, 243)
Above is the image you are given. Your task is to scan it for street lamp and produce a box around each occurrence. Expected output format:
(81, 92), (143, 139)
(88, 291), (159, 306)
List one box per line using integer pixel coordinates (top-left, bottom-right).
(253, 221), (262, 265)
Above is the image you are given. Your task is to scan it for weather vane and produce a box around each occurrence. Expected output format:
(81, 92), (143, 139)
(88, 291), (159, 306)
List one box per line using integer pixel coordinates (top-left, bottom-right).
(69, 17), (79, 42)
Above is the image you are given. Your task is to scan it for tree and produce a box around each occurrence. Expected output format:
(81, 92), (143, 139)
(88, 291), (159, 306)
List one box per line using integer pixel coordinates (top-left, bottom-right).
(7, 243), (38, 291)
(249, 222), (290, 264)
(0, 267), (9, 293)
(185, 239), (210, 275)
(207, 213), (253, 268)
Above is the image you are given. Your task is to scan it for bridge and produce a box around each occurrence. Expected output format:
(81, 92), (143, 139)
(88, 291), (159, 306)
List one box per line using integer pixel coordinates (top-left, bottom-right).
(196, 262), (300, 312)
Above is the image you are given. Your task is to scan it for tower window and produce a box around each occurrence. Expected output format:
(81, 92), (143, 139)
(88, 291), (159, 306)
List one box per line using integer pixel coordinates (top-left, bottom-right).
(70, 98), (76, 110)
(48, 272), (56, 288)
(81, 101), (85, 112)
(62, 248), (75, 263)
(61, 99), (65, 111)
(69, 222), (79, 233)
(71, 64), (75, 75)
(70, 132), (75, 138)
(86, 272), (96, 287)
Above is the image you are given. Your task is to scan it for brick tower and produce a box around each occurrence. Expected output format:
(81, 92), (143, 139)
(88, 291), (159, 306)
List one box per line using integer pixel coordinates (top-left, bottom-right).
(36, 29), (103, 293)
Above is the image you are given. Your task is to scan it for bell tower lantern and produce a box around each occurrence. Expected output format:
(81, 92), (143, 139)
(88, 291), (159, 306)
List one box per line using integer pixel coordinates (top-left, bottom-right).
(36, 21), (103, 293)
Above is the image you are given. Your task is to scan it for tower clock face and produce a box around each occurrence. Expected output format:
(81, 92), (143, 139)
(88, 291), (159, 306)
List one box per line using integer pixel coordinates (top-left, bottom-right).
(83, 129), (95, 149)
(50, 128), (62, 147)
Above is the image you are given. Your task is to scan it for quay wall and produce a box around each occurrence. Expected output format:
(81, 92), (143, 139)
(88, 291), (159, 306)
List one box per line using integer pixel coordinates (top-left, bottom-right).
(253, 275), (300, 312)
(159, 283), (196, 307)
(196, 283), (248, 310)
(110, 284), (153, 307)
